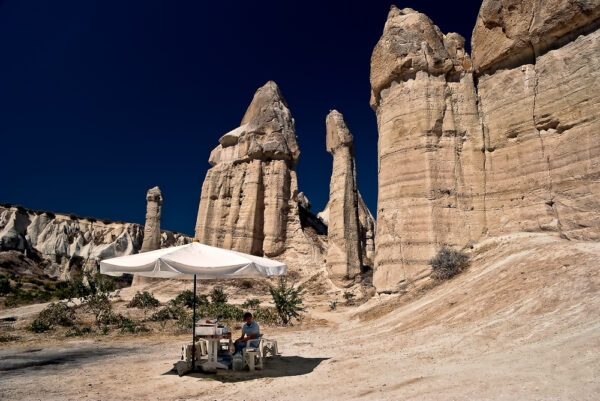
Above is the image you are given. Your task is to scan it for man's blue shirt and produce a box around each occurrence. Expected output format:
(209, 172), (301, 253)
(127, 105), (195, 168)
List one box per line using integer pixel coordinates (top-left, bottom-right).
(242, 321), (260, 338)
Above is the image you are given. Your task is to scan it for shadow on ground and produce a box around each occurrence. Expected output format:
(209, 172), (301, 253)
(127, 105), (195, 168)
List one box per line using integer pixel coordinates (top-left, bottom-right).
(0, 346), (137, 373)
(164, 356), (329, 383)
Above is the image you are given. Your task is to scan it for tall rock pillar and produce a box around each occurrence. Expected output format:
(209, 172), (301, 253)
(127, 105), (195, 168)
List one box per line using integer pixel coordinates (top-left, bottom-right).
(132, 186), (163, 286)
(140, 186), (163, 252)
(370, 7), (486, 292)
(325, 110), (362, 282)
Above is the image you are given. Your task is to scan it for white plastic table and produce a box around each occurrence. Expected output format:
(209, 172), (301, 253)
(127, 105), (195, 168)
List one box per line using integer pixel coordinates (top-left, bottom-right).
(195, 332), (232, 372)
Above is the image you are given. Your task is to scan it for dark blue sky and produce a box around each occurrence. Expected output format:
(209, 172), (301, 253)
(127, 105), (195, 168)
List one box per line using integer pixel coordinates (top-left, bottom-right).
(0, 0), (482, 236)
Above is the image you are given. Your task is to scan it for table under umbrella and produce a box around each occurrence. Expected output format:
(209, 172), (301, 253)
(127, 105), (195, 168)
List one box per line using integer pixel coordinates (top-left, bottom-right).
(99, 241), (286, 370)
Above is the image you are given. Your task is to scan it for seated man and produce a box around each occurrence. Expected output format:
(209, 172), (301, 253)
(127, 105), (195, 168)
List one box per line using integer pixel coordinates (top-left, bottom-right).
(234, 312), (261, 354)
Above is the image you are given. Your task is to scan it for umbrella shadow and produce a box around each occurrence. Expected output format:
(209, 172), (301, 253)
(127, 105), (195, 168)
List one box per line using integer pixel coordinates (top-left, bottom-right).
(164, 356), (329, 383)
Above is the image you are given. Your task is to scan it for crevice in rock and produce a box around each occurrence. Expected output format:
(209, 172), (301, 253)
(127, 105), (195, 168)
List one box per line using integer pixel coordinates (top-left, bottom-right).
(531, 61), (564, 237)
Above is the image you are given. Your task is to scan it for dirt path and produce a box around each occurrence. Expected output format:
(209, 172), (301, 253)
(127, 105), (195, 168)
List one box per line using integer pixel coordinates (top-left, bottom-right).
(1, 233), (599, 400)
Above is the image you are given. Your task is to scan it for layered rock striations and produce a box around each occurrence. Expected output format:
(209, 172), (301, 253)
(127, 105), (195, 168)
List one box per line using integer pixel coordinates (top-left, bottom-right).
(370, 3), (600, 292)
(0, 206), (190, 280)
(473, 0), (600, 241)
(370, 7), (486, 292)
(194, 81), (326, 275)
(325, 110), (362, 282)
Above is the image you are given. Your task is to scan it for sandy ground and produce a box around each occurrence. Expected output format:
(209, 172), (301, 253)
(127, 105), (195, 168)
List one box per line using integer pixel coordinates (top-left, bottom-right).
(1, 233), (599, 400)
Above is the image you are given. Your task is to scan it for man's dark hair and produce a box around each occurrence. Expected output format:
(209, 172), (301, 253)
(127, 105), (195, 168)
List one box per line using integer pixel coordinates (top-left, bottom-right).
(243, 312), (252, 320)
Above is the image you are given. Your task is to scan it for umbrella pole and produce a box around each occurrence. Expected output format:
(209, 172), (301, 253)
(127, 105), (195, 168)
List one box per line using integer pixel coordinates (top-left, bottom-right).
(192, 274), (197, 371)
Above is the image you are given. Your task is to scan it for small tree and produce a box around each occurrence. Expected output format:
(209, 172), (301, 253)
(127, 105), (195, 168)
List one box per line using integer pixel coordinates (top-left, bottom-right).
(429, 246), (469, 280)
(210, 286), (227, 304)
(269, 277), (306, 325)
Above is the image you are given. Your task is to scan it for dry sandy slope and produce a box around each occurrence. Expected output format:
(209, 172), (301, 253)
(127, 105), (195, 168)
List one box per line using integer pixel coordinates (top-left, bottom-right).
(1, 233), (599, 400)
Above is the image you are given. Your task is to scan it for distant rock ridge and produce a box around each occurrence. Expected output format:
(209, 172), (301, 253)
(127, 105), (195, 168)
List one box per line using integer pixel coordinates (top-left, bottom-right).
(0, 205), (190, 280)
(370, 3), (600, 292)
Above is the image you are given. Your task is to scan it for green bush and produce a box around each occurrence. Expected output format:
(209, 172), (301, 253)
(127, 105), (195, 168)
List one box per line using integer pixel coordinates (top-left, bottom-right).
(0, 278), (12, 296)
(269, 277), (306, 325)
(196, 302), (243, 322)
(128, 291), (160, 309)
(329, 301), (338, 310)
(210, 287), (227, 304)
(29, 302), (75, 332)
(65, 326), (92, 337)
(343, 292), (355, 301)
(241, 298), (261, 309)
(253, 306), (279, 325)
(171, 290), (208, 309)
(429, 246), (470, 280)
(85, 293), (113, 327)
(29, 319), (51, 333)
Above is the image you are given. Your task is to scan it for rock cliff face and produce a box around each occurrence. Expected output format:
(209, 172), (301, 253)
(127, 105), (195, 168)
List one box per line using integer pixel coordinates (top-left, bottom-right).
(194, 81), (326, 276)
(0, 206), (190, 280)
(370, 7), (486, 292)
(325, 110), (362, 283)
(370, 3), (600, 292)
(473, 0), (600, 241)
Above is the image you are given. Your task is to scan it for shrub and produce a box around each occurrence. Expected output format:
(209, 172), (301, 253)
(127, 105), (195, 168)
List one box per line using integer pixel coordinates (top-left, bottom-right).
(128, 291), (160, 309)
(210, 287), (227, 304)
(43, 211), (56, 218)
(196, 302), (243, 322)
(0, 202), (11, 208)
(85, 293), (113, 327)
(343, 292), (355, 302)
(15, 205), (27, 214)
(102, 218), (112, 225)
(241, 298), (261, 309)
(85, 216), (97, 223)
(239, 279), (253, 289)
(253, 306), (279, 325)
(329, 301), (338, 310)
(69, 213), (79, 220)
(171, 290), (208, 309)
(0, 278), (12, 296)
(269, 277), (306, 325)
(29, 319), (51, 333)
(65, 326), (92, 337)
(429, 246), (469, 280)
(29, 302), (75, 332)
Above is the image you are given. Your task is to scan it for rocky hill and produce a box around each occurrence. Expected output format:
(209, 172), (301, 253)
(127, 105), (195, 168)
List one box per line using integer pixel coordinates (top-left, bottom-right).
(0, 205), (191, 280)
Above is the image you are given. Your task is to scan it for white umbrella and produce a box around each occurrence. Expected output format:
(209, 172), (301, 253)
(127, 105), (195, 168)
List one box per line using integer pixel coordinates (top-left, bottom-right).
(100, 242), (287, 279)
(99, 241), (286, 371)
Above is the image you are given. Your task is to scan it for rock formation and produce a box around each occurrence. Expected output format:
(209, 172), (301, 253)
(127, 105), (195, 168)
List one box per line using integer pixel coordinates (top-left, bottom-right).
(370, 3), (600, 292)
(317, 193), (376, 269)
(194, 81), (327, 276)
(0, 205), (190, 280)
(324, 110), (362, 282)
(472, 0), (600, 241)
(132, 186), (164, 286)
(370, 7), (486, 292)
(140, 186), (163, 253)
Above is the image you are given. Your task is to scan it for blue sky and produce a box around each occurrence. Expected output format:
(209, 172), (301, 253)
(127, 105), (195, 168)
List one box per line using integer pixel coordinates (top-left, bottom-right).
(0, 0), (482, 235)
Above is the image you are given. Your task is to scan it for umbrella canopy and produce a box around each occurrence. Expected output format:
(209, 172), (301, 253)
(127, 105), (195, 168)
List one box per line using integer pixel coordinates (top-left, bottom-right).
(100, 242), (286, 279)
